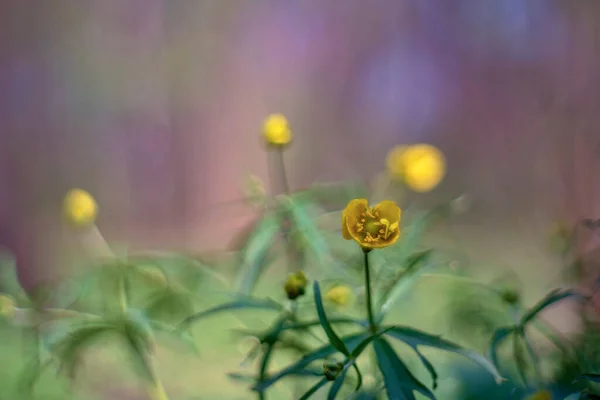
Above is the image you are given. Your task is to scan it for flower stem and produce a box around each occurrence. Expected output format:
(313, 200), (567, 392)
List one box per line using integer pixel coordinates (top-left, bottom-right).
(363, 250), (377, 333)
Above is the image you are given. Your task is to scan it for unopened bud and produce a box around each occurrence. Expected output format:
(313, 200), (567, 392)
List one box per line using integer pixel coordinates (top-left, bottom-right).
(284, 271), (307, 300)
(323, 361), (344, 381)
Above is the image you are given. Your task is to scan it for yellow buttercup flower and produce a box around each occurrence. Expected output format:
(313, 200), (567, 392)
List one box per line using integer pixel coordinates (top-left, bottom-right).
(386, 144), (446, 192)
(326, 285), (352, 307)
(63, 188), (98, 227)
(341, 199), (401, 250)
(0, 294), (16, 319)
(263, 113), (292, 146)
(524, 390), (552, 400)
(284, 271), (307, 300)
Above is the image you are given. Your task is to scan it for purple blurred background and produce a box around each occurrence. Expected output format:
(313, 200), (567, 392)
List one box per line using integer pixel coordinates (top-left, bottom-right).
(1, 0), (600, 290)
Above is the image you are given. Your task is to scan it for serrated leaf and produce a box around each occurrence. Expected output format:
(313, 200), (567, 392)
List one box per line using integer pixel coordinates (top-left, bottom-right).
(520, 289), (585, 326)
(314, 281), (350, 356)
(177, 297), (283, 331)
(385, 325), (502, 383)
(234, 212), (281, 295)
(489, 326), (515, 369)
(373, 338), (435, 400)
(253, 332), (370, 392)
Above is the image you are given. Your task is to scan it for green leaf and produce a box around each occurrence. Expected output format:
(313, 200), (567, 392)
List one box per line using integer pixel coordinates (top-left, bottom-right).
(578, 374), (600, 383)
(299, 377), (329, 400)
(489, 326), (515, 369)
(314, 281), (350, 356)
(54, 322), (116, 379)
(328, 363), (351, 399)
(177, 297), (283, 331)
(234, 212), (281, 295)
(351, 327), (393, 359)
(283, 196), (333, 267)
(413, 349), (438, 390)
(0, 256), (28, 304)
(512, 330), (528, 387)
(385, 325), (503, 383)
(253, 332), (370, 392)
(373, 338), (435, 399)
(117, 312), (155, 381)
(151, 321), (200, 356)
(144, 286), (194, 324)
(520, 289), (585, 326)
(282, 318), (366, 333)
(378, 250), (433, 320)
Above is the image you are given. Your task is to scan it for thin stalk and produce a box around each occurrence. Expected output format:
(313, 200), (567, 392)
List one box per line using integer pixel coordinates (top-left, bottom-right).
(363, 250), (377, 333)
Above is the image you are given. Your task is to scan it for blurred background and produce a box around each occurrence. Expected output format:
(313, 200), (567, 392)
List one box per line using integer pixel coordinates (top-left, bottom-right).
(1, 1), (600, 397)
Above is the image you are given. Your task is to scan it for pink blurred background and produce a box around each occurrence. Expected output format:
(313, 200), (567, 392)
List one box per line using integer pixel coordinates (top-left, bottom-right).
(1, 0), (600, 291)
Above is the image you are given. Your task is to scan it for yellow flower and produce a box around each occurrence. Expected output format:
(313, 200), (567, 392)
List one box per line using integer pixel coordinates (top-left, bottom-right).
(326, 285), (352, 307)
(284, 271), (307, 300)
(63, 189), (98, 227)
(525, 390), (552, 400)
(263, 113), (292, 146)
(341, 199), (401, 250)
(0, 294), (16, 319)
(386, 144), (446, 192)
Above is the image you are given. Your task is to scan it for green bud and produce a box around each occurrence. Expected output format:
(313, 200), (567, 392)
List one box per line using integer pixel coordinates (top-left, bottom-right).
(284, 271), (307, 300)
(323, 361), (344, 381)
(500, 289), (520, 305)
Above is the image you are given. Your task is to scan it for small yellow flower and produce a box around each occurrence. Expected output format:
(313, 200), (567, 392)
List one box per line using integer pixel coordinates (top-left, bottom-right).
(284, 271), (307, 300)
(326, 285), (352, 307)
(63, 189), (98, 227)
(0, 294), (16, 319)
(263, 113), (292, 147)
(386, 144), (446, 192)
(525, 390), (552, 400)
(341, 199), (401, 250)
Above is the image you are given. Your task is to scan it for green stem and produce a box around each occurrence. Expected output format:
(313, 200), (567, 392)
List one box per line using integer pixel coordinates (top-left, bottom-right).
(364, 250), (377, 333)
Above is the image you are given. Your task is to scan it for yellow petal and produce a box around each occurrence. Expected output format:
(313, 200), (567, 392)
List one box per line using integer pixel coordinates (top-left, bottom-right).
(400, 144), (446, 192)
(342, 199), (369, 240)
(341, 210), (352, 240)
(375, 200), (401, 225)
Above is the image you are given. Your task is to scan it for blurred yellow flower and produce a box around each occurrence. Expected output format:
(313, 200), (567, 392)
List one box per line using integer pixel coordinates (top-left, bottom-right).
(0, 294), (16, 319)
(386, 144), (446, 192)
(284, 270), (307, 300)
(63, 188), (98, 227)
(326, 285), (352, 306)
(342, 199), (401, 250)
(525, 390), (552, 400)
(263, 113), (292, 146)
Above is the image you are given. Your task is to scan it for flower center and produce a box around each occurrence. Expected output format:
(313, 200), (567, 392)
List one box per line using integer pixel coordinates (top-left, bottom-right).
(354, 207), (396, 244)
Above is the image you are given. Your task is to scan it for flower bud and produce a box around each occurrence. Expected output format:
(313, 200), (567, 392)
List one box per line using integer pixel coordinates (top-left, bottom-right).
(500, 288), (520, 305)
(263, 114), (292, 147)
(284, 271), (307, 300)
(323, 361), (344, 381)
(63, 188), (98, 228)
